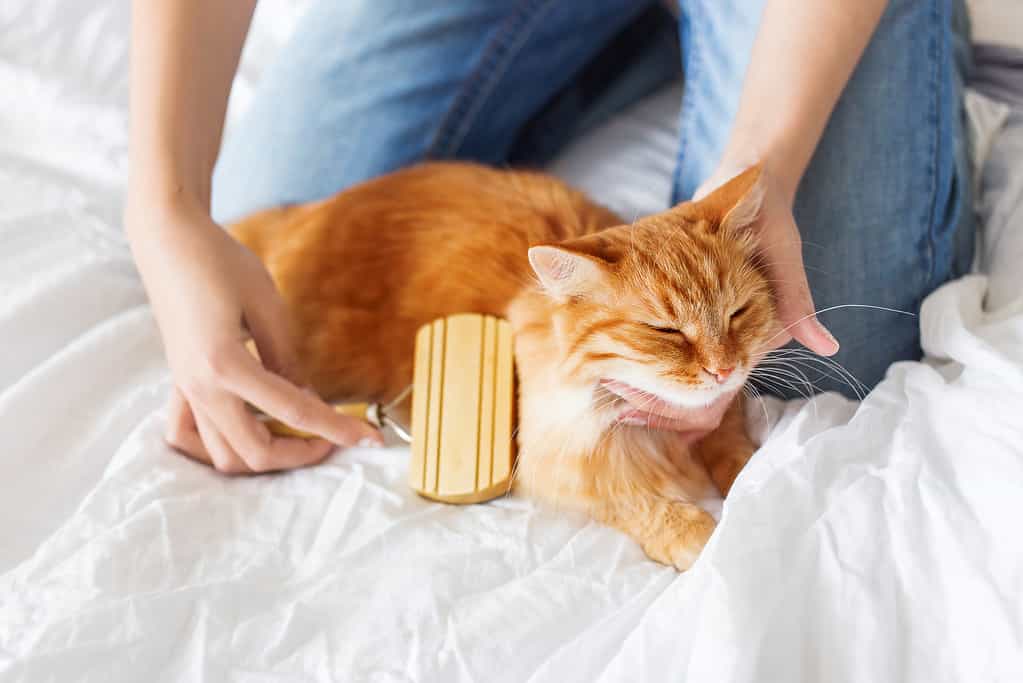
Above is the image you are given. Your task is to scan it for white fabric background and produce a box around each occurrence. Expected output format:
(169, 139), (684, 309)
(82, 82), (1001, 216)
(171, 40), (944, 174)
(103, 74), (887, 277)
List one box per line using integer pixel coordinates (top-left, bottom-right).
(2, 2), (1022, 681)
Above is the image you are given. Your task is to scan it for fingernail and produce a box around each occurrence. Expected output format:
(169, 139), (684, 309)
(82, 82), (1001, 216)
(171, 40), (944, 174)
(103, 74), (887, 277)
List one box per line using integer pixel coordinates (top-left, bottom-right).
(356, 437), (379, 448)
(816, 320), (840, 353)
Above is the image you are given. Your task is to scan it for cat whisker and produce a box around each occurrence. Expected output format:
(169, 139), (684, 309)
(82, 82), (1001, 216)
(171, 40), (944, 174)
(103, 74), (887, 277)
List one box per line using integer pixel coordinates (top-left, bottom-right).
(631, 391), (669, 435)
(763, 356), (867, 400)
(749, 366), (817, 403)
(762, 304), (915, 350)
(752, 359), (817, 389)
(755, 347), (869, 399)
(748, 376), (814, 412)
(756, 352), (871, 413)
(755, 366), (820, 402)
(742, 383), (771, 436)
(750, 367), (823, 419)
(748, 375), (810, 404)
(782, 347), (870, 396)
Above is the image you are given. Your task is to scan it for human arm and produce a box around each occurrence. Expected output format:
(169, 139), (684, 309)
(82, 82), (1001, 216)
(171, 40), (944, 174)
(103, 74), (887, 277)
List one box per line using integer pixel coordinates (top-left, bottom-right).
(125, 0), (381, 473)
(696, 0), (889, 355)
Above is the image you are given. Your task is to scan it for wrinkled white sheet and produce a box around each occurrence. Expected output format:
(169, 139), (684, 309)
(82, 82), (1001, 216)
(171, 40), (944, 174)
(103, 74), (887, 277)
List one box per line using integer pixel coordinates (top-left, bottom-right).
(2, 2), (1023, 681)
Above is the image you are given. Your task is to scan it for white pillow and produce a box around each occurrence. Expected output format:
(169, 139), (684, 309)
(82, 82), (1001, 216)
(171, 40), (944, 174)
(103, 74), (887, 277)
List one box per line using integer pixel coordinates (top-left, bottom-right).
(967, 0), (1023, 50)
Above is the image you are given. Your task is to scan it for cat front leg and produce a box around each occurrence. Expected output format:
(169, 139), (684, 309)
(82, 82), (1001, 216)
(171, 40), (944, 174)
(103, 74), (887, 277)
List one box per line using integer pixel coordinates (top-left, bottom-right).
(515, 408), (719, 570)
(595, 496), (716, 571)
(585, 432), (717, 570)
(692, 395), (757, 497)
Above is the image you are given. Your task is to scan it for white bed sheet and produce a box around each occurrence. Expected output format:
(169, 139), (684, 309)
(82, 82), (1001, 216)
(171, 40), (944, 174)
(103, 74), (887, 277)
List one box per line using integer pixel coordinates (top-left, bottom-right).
(2, 2), (1023, 681)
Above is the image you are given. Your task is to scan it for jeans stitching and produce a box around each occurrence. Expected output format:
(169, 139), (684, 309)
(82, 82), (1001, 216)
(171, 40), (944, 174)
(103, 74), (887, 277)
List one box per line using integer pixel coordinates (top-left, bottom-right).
(427, 0), (560, 158)
(923, 0), (943, 294)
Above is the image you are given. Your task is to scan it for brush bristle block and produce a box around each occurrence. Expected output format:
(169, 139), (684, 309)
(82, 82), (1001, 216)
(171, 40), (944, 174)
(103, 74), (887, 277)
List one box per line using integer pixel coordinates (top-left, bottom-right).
(409, 313), (516, 504)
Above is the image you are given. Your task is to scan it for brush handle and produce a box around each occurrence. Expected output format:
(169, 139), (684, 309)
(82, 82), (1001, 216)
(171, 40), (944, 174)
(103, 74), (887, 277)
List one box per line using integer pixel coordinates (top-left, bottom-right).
(262, 402), (372, 440)
(244, 340), (375, 439)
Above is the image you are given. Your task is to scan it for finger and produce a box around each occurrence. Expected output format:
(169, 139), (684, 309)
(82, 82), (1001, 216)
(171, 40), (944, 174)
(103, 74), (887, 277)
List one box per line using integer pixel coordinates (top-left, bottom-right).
(202, 395), (335, 473)
(790, 317), (840, 357)
(759, 234), (839, 357)
(211, 345), (383, 446)
(193, 409), (252, 475)
(782, 273), (840, 357)
(164, 388), (211, 461)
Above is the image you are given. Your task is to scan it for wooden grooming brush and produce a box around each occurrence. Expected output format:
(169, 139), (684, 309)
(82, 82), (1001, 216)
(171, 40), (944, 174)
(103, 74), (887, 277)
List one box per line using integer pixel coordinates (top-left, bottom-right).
(261, 313), (516, 504)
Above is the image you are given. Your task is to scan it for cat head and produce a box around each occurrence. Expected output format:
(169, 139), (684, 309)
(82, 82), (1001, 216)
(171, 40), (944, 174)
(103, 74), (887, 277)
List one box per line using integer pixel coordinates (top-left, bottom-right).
(528, 166), (775, 423)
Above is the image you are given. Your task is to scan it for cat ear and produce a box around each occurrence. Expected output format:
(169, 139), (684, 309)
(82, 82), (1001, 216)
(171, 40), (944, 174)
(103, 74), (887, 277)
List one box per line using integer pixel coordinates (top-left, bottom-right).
(528, 245), (607, 298)
(697, 164), (765, 233)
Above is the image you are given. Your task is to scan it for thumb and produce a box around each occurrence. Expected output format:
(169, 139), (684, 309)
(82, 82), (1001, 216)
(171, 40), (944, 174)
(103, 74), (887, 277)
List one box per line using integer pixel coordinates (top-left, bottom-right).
(775, 261), (840, 357)
(757, 220), (839, 356)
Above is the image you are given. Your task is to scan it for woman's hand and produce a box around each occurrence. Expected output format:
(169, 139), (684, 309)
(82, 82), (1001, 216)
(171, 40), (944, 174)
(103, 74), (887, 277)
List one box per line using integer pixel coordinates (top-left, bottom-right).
(694, 165), (839, 356)
(690, 0), (886, 355)
(126, 199), (382, 474)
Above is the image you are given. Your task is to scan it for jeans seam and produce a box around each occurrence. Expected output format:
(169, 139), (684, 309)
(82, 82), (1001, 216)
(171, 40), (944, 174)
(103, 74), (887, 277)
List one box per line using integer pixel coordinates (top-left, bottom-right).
(922, 0), (944, 294)
(427, 0), (560, 158)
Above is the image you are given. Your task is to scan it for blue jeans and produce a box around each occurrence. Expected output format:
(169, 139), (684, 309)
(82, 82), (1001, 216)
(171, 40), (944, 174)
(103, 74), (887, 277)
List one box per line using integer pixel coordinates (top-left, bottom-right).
(213, 0), (974, 400)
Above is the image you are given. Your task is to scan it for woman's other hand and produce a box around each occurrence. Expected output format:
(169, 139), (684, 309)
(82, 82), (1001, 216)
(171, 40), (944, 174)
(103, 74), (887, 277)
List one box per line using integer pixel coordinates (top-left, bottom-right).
(695, 165), (839, 356)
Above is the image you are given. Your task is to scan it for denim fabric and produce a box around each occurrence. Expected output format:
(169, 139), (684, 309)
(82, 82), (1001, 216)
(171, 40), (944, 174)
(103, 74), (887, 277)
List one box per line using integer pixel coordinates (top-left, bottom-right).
(212, 0), (974, 399)
(212, 0), (656, 221)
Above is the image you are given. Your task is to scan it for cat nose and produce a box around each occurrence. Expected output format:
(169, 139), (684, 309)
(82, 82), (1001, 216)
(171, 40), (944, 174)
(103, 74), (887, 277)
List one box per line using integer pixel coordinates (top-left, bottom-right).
(704, 366), (735, 383)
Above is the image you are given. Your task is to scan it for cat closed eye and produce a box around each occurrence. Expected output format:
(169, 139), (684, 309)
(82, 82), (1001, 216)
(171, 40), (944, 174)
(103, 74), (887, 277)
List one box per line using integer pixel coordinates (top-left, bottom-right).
(730, 305), (749, 319)
(645, 323), (686, 337)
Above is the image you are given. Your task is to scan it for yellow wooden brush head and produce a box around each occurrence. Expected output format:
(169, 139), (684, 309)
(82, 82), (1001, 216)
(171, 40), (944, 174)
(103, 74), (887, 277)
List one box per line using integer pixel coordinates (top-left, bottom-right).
(408, 313), (516, 504)
(262, 313), (516, 504)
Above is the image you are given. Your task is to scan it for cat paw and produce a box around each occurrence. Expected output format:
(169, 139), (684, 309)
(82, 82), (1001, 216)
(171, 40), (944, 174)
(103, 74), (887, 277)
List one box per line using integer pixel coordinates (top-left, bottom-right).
(641, 503), (717, 571)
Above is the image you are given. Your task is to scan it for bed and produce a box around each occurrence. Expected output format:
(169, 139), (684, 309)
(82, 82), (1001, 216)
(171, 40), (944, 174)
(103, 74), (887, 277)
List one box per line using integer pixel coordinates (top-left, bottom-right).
(2, 1), (1022, 681)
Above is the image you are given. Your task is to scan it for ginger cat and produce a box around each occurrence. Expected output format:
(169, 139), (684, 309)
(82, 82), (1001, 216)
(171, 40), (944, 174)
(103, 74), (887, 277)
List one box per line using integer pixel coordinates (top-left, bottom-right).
(230, 162), (774, 570)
